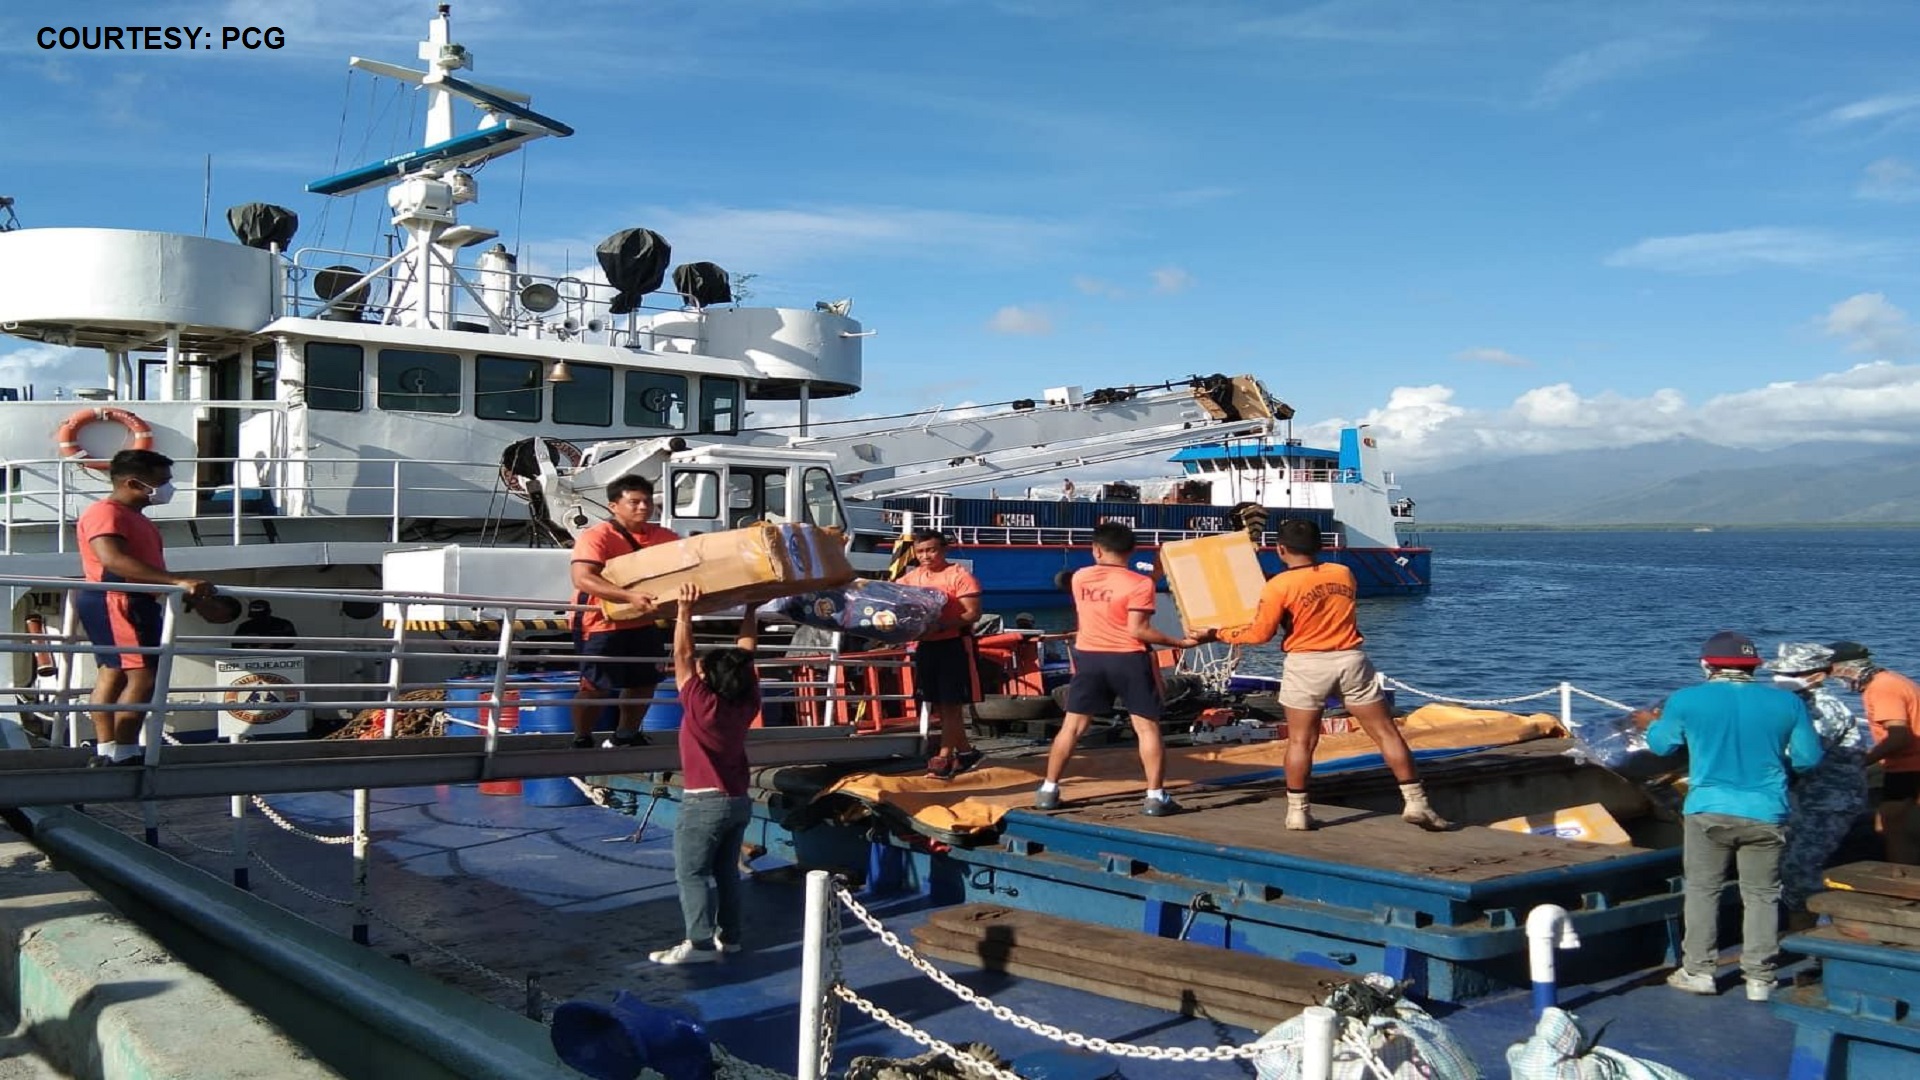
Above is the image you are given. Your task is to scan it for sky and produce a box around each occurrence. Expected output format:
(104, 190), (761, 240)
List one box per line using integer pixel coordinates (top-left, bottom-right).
(6, 0), (1920, 477)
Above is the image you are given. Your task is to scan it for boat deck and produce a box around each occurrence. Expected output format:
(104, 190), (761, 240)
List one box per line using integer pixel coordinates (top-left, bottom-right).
(76, 783), (1798, 1078)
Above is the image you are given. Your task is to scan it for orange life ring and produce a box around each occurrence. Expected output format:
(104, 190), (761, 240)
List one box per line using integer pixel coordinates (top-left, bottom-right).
(54, 406), (154, 470)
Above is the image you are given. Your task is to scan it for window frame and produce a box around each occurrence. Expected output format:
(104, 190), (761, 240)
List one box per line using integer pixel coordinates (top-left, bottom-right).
(552, 362), (614, 427)
(473, 354), (545, 423)
(375, 347), (462, 414)
(305, 341), (365, 412)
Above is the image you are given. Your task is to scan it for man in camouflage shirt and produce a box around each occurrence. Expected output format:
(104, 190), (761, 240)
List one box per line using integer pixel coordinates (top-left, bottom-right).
(1769, 642), (1870, 916)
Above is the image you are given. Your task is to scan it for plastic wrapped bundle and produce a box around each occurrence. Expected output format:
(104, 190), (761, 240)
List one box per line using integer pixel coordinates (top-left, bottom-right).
(1508, 1006), (1692, 1079)
(760, 578), (949, 645)
(1254, 974), (1481, 1080)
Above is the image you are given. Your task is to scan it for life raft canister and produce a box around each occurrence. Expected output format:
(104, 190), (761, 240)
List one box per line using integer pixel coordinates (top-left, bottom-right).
(55, 406), (155, 470)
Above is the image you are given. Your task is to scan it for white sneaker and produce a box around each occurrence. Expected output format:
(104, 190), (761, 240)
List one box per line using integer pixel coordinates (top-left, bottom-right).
(649, 940), (720, 965)
(1665, 968), (1716, 995)
(1285, 805), (1315, 831)
(713, 933), (741, 955)
(1745, 977), (1773, 1002)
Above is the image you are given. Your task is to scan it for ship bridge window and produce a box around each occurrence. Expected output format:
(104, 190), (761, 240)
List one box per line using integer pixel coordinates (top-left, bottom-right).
(623, 371), (687, 430)
(306, 342), (364, 412)
(803, 468), (843, 529)
(671, 469), (720, 522)
(727, 467), (788, 528)
(553, 362), (613, 426)
(475, 356), (543, 422)
(377, 348), (460, 413)
(699, 377), (740, 435)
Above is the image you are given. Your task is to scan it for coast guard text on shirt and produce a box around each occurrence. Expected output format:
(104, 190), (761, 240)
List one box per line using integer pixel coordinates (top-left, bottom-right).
(36, 26), (285, 51)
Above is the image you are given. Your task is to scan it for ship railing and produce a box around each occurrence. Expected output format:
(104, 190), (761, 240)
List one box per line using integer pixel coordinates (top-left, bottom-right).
(0, 574), (919, 758)
(1, 452), (516, 553)
(281, 244), (760, 351)
(944, 524), (1345, 549)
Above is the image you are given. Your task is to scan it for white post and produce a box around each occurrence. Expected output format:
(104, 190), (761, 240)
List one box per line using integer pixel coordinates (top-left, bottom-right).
(1527, 903), (1581, 1015)
(141, 593), (182, 766)
(1300, 1004), (1336, 1080)
(1559, 680), (1573, 733)
(230, 794), (251, 890)
(484, 608), (516, 755)
(382, 609), (409, 738)
(351, 787), (372, 945)
(797, 869), (832, 1080)
(55, 591), (80, 747)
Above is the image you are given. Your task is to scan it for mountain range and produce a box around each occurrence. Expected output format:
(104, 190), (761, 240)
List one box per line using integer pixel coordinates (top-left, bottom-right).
(1402, 438), (1920, 525)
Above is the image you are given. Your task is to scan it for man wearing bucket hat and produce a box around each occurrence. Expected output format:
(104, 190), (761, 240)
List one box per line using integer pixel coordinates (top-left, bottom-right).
(1770, 642), (1871, 923)
(1636, 631), (1822, 1001)
(1829, 641), (1920, 864)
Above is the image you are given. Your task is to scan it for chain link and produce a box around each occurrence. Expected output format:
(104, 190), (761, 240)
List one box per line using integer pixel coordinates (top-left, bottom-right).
(817, 881), (844, 1079)
(712, 1046), (796, 1080)
(833, 986), (1024, 1080)
(1379, 676), (1561, 708)
(249, 796), (357, 845)
(1568, 685), (1637, 713)
(250, 851), (356, 907)
(831, 884), (1275, 1064)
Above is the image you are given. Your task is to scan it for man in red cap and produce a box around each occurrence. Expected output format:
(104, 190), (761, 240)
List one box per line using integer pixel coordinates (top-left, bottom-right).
(1829, 641), (1920, 864)
(1635, 630), (1823, 1003)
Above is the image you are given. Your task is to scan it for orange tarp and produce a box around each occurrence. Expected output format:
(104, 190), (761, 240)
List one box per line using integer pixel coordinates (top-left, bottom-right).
(823, 705), (1566, 836)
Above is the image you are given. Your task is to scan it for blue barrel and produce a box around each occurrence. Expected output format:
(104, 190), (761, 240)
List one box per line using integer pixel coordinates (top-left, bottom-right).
(641, 678), (683, 732)
(515, 687), (593, 807)
(443, 676), (493, 737)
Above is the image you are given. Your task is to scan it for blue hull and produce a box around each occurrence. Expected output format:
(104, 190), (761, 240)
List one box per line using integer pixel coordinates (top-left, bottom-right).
(952, 543), (1431, 606)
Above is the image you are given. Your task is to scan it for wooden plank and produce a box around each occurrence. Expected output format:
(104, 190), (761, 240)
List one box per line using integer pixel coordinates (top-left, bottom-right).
(1830, 916), (1920, 950)
(1825, 862), (1920, 902)
(1809, 890), (1920, 930)
(913, 935), (1292, 1032)
(919, 904), (1348, 1005)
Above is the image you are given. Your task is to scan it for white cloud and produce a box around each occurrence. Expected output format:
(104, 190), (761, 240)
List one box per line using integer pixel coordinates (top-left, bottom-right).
(1455, 347), (1532, 367)
(1074, 275), (1125, 299)
(1150, 266), (1195, 294)
(1532, 32), (1699, 107)
(1604, 228), (1908, 274)
(1306, 361), (1920, 470)
(0, 343), (102, 394)
(986, 305), (1054, 335)
(1817, 93), (1920, 129)
(1858, 157), (1920, 203)
(1823, 292), (1918, 359)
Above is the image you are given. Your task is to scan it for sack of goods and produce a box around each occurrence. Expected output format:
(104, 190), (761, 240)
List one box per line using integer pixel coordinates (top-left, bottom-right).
(760, 578), (950, 644)
(597, 522), (854, 621)
(1160, 530), (1266, 634)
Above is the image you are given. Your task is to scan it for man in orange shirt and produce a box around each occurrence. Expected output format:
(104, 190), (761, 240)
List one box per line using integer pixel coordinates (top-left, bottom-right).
(569, 475), (678, 748)
(1035, 523), (1198, 815)
(1831, 641), (1920, 863)
(1199, 519), (1447, 831)
(898, 530), (984, 779)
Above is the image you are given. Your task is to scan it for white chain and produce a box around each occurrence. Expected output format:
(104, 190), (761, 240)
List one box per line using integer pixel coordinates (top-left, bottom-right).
(832, 885), (1275, 1063)
(370, 909), (530, 998)
(833, 986), (1025, 1079)
(249, 796), (357, 845)
(1380, 676), (1561, 708)
(712, 1046), (795, 1080)
(1177, 642), (1243, 697)
(250, 851), (356, 907)
(1568, 685), (1638, 713)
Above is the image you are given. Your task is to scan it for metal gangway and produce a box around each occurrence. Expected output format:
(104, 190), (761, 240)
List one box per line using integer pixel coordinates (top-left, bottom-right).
(0, 573), (923, 811)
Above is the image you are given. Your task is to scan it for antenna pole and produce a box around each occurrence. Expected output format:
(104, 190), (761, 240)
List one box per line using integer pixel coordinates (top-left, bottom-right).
(201, 155), (212, 237)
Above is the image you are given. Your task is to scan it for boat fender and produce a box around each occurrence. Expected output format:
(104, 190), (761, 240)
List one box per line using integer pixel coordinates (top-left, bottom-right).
(55, 406), (155, 470)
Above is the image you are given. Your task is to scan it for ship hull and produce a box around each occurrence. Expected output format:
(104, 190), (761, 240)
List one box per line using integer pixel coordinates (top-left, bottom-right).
(952, 542), (1431, 607)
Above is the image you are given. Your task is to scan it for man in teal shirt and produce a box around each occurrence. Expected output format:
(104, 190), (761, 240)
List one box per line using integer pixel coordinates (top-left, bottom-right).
(1637, 631), (1823, 1002)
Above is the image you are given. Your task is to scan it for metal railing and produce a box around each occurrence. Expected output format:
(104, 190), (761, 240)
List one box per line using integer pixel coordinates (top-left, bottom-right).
(1, 453), (517, 552)
(940, 524), (1346, 549)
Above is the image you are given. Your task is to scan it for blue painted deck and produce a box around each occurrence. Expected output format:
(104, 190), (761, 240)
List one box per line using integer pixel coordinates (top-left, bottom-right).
(90, 783), (1805, 1078)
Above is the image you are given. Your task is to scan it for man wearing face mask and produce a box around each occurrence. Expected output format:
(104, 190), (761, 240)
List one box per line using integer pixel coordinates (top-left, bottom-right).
(1635, 631), (1822, 1001)
(76, 449), (213, 764)
(1770, 642), (1871, 924)
(1829, 641), (1920, 864)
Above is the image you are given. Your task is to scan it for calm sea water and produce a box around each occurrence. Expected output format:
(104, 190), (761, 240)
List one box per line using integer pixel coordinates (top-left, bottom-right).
(1021, 528), (1920, 715)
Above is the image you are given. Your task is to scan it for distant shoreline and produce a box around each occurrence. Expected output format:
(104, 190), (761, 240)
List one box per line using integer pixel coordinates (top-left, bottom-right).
(1418, 522), (1920, 532)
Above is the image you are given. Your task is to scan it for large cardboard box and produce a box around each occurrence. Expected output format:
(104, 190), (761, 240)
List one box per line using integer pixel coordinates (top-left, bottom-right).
(1488, 803), (1631, 845)
(1160, 531), (1267, 633)
(599, 522), (854, 621)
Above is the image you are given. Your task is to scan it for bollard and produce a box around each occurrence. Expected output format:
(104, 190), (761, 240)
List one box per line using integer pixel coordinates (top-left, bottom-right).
(1300, 1004), (1336, 1080)
(797, 869), (831, 1080)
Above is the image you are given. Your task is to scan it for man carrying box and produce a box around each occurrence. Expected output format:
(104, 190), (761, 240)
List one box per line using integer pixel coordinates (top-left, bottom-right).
(1035, 523), (1198, 816)
(1199, 519), (1448, 832)
(569, 475), (679, 748)
(898, 530), (985, 779)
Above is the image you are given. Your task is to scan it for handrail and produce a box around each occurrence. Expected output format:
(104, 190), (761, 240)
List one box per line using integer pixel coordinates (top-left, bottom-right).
(942, 524), (1346, 549)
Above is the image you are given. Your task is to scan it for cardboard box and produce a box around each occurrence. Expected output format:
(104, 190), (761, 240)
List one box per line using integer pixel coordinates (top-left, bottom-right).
(1160, 531), (1267, 633)
(599, 522), (854, 621)
(1488, 802), (1632, 845)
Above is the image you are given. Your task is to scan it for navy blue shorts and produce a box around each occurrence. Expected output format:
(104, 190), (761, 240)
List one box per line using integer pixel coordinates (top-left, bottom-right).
(912, 635), (982, 705)
(1065, 649), (1163, 720)
(576, 626), (668, 691)
(76, 588), (162, 670)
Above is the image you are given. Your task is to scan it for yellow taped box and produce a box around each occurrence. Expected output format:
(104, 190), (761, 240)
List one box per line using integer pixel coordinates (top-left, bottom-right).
(599, 522), (855, 621)
(1488, 803), (1631, 845)
(1160, 531), (1267, 634)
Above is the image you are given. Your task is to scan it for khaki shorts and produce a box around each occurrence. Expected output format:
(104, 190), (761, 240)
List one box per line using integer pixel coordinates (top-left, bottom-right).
(1279, 649), (1383, 711)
